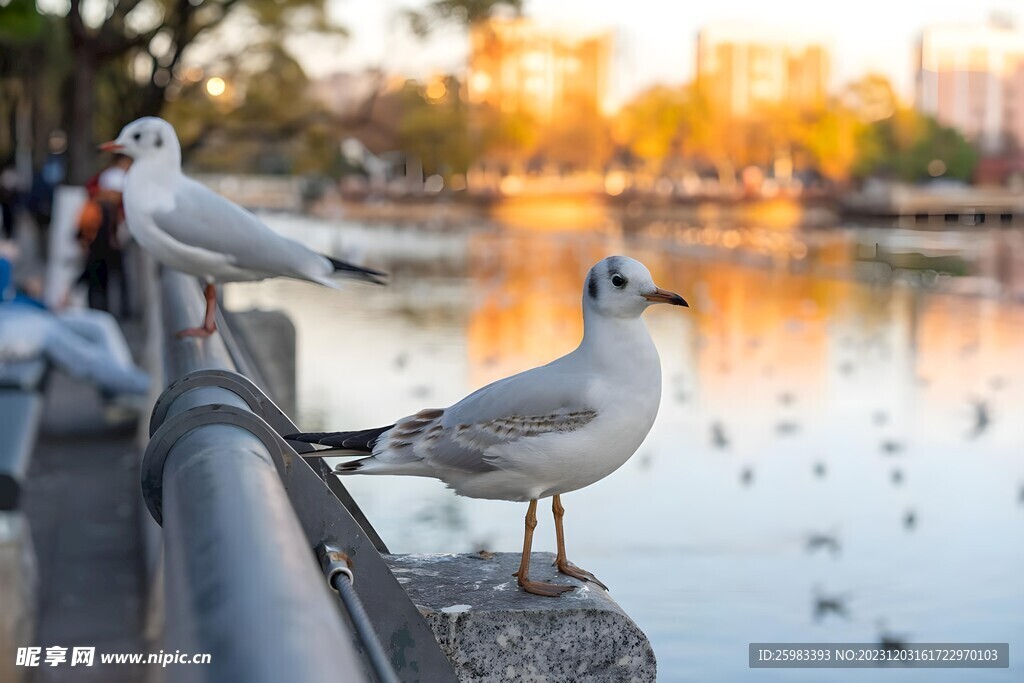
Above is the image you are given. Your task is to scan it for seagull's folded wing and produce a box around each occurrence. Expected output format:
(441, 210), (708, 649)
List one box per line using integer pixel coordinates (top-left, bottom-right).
(154, 177), (331, 281)
(377, 365), (598, 474)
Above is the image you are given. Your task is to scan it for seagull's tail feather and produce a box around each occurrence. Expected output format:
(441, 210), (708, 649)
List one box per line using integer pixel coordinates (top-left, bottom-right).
(325, 256), (388, 285)
(284, 425), (394, 452)
(334, 458), (368, 474)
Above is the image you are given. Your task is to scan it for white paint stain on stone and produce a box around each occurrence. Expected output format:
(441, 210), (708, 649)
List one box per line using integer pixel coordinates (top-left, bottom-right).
(440, 604), (472, 614)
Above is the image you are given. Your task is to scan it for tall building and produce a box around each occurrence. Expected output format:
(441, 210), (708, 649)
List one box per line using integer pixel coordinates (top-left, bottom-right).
(466, 18), (611, 127)
(696, 23), (830, 118)
(917, 21), (1024, 154)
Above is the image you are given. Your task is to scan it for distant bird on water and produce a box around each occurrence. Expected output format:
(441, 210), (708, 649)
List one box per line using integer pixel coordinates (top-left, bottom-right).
(711, 421), (730, 449)
(805, 530), (841, 556)
(877, 620), (909, 652)
(288, 257), (689, 596)
(968, 398), (991, 439)
(880, 439), (904, 456)
(813, 586), (850, 621)
(101, 117), (386, 336)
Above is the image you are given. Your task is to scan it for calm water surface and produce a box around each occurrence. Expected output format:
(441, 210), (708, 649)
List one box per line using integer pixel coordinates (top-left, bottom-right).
(226, 203), (1024, 682)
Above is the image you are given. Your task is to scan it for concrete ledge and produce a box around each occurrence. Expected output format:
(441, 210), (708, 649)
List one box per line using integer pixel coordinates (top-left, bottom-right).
(385, 553), (656, 682)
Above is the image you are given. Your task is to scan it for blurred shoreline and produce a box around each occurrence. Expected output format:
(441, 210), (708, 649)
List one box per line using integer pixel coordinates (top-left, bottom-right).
(188, 173), (1023, 231)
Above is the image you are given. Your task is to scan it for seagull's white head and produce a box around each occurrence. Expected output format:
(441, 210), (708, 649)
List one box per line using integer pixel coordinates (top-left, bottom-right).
(583, 256), (688, 319)
(100, 117), (181, 167)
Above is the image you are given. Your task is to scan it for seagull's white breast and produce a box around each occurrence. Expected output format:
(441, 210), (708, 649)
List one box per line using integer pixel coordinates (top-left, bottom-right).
(123, 165), (252, 281)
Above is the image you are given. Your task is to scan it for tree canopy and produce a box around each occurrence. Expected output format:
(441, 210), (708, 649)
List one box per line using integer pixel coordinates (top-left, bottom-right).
(0, 0), (345, 181)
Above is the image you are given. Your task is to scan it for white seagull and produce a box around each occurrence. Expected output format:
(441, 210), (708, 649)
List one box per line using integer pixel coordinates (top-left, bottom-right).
(100, 117), (385, 337)
(288, 256), (688, 596)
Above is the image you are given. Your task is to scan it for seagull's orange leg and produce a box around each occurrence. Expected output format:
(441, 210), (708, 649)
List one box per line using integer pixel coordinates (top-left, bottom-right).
(176, 283), (219, 338)
(514, 499), (573, 597)
(552, 495), (608, 590)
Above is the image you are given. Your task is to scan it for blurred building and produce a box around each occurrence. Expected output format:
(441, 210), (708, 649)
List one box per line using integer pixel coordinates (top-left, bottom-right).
(466, 18), (611, 128)
(916, 20), (1024, 153)
(696, 23), (830, 118)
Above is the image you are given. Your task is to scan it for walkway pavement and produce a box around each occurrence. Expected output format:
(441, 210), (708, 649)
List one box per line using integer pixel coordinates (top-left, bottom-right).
(22, 359), (148, 682)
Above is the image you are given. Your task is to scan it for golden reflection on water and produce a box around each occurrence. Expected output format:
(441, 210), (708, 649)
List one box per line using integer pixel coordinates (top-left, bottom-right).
(448, 202), (1024, 412)
(489, 195), (620, 233)
(461, 233), (853, 392)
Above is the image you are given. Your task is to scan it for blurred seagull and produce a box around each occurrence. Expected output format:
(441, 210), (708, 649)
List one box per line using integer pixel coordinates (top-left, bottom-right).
(877, 620), (909, 652)
(880, 439), (904, 455)
(813, 586), (851, 621)
(891, 467), (904, 486)
(775, 420), (800, 435)
(903, 509), (917, 531)
(288, 257), (688, 596)
(968, 398), (990, 439)
(100, 117), (386, 337)
(805, 530), (841, 556)
(711, 421), (730, 449)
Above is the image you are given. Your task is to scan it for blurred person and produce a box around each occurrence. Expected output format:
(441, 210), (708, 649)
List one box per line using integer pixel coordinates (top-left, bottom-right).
(22, 133), (66, 260)
(1, 163), (19, 240)
(78, 154), (132, 317)
(25, 132), (68, 254)
(0, 242), (149, 401)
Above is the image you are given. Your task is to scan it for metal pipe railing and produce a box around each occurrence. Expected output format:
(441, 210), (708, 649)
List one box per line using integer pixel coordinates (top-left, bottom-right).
(149, 270), (366, 682)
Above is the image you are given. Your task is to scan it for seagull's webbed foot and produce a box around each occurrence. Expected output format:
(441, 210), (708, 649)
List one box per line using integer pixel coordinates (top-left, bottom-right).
(515, 498), (575, 598)
(515, 574), (575, 597)
(555, 559), (608, 591)
(550, 494), (609, 591)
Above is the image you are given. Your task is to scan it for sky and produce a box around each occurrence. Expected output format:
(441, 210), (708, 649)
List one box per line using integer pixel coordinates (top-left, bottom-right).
(296, 0), (1023, 108)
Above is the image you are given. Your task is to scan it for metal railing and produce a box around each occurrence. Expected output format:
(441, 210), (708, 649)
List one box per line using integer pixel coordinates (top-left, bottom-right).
(143, 269), (457, 682)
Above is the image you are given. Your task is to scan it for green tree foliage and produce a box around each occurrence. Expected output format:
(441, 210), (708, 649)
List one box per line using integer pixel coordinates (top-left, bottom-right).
(472, 105), (537, 168)
(853, 108), (978, 182)
(163, 43), (333, 174)
(397, 77), (473, 177)
(613, 84), (719, 169)
(0, 0), (344, 181)
(0, 0), (43, 42)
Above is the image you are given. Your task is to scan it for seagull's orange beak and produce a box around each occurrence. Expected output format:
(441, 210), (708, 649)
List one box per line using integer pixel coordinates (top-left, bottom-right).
(644, 287), (688, 307)
(98, 141), (124, 152)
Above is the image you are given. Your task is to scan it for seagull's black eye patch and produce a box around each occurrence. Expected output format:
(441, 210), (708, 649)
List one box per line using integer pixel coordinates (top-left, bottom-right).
(133, 132), (141, 141)
(611, 273), (626, 288)
(155, 135), (162, 148)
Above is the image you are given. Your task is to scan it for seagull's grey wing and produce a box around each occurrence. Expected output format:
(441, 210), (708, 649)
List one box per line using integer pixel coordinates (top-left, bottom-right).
(375, 365), (598, 473)
(154, 177), (331, 282)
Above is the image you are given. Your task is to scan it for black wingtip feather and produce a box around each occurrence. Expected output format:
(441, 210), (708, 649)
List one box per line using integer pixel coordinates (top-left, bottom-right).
(325, 256), (388, 285)
(284, 425), (394, 451)
(283, 432), (324, 443)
